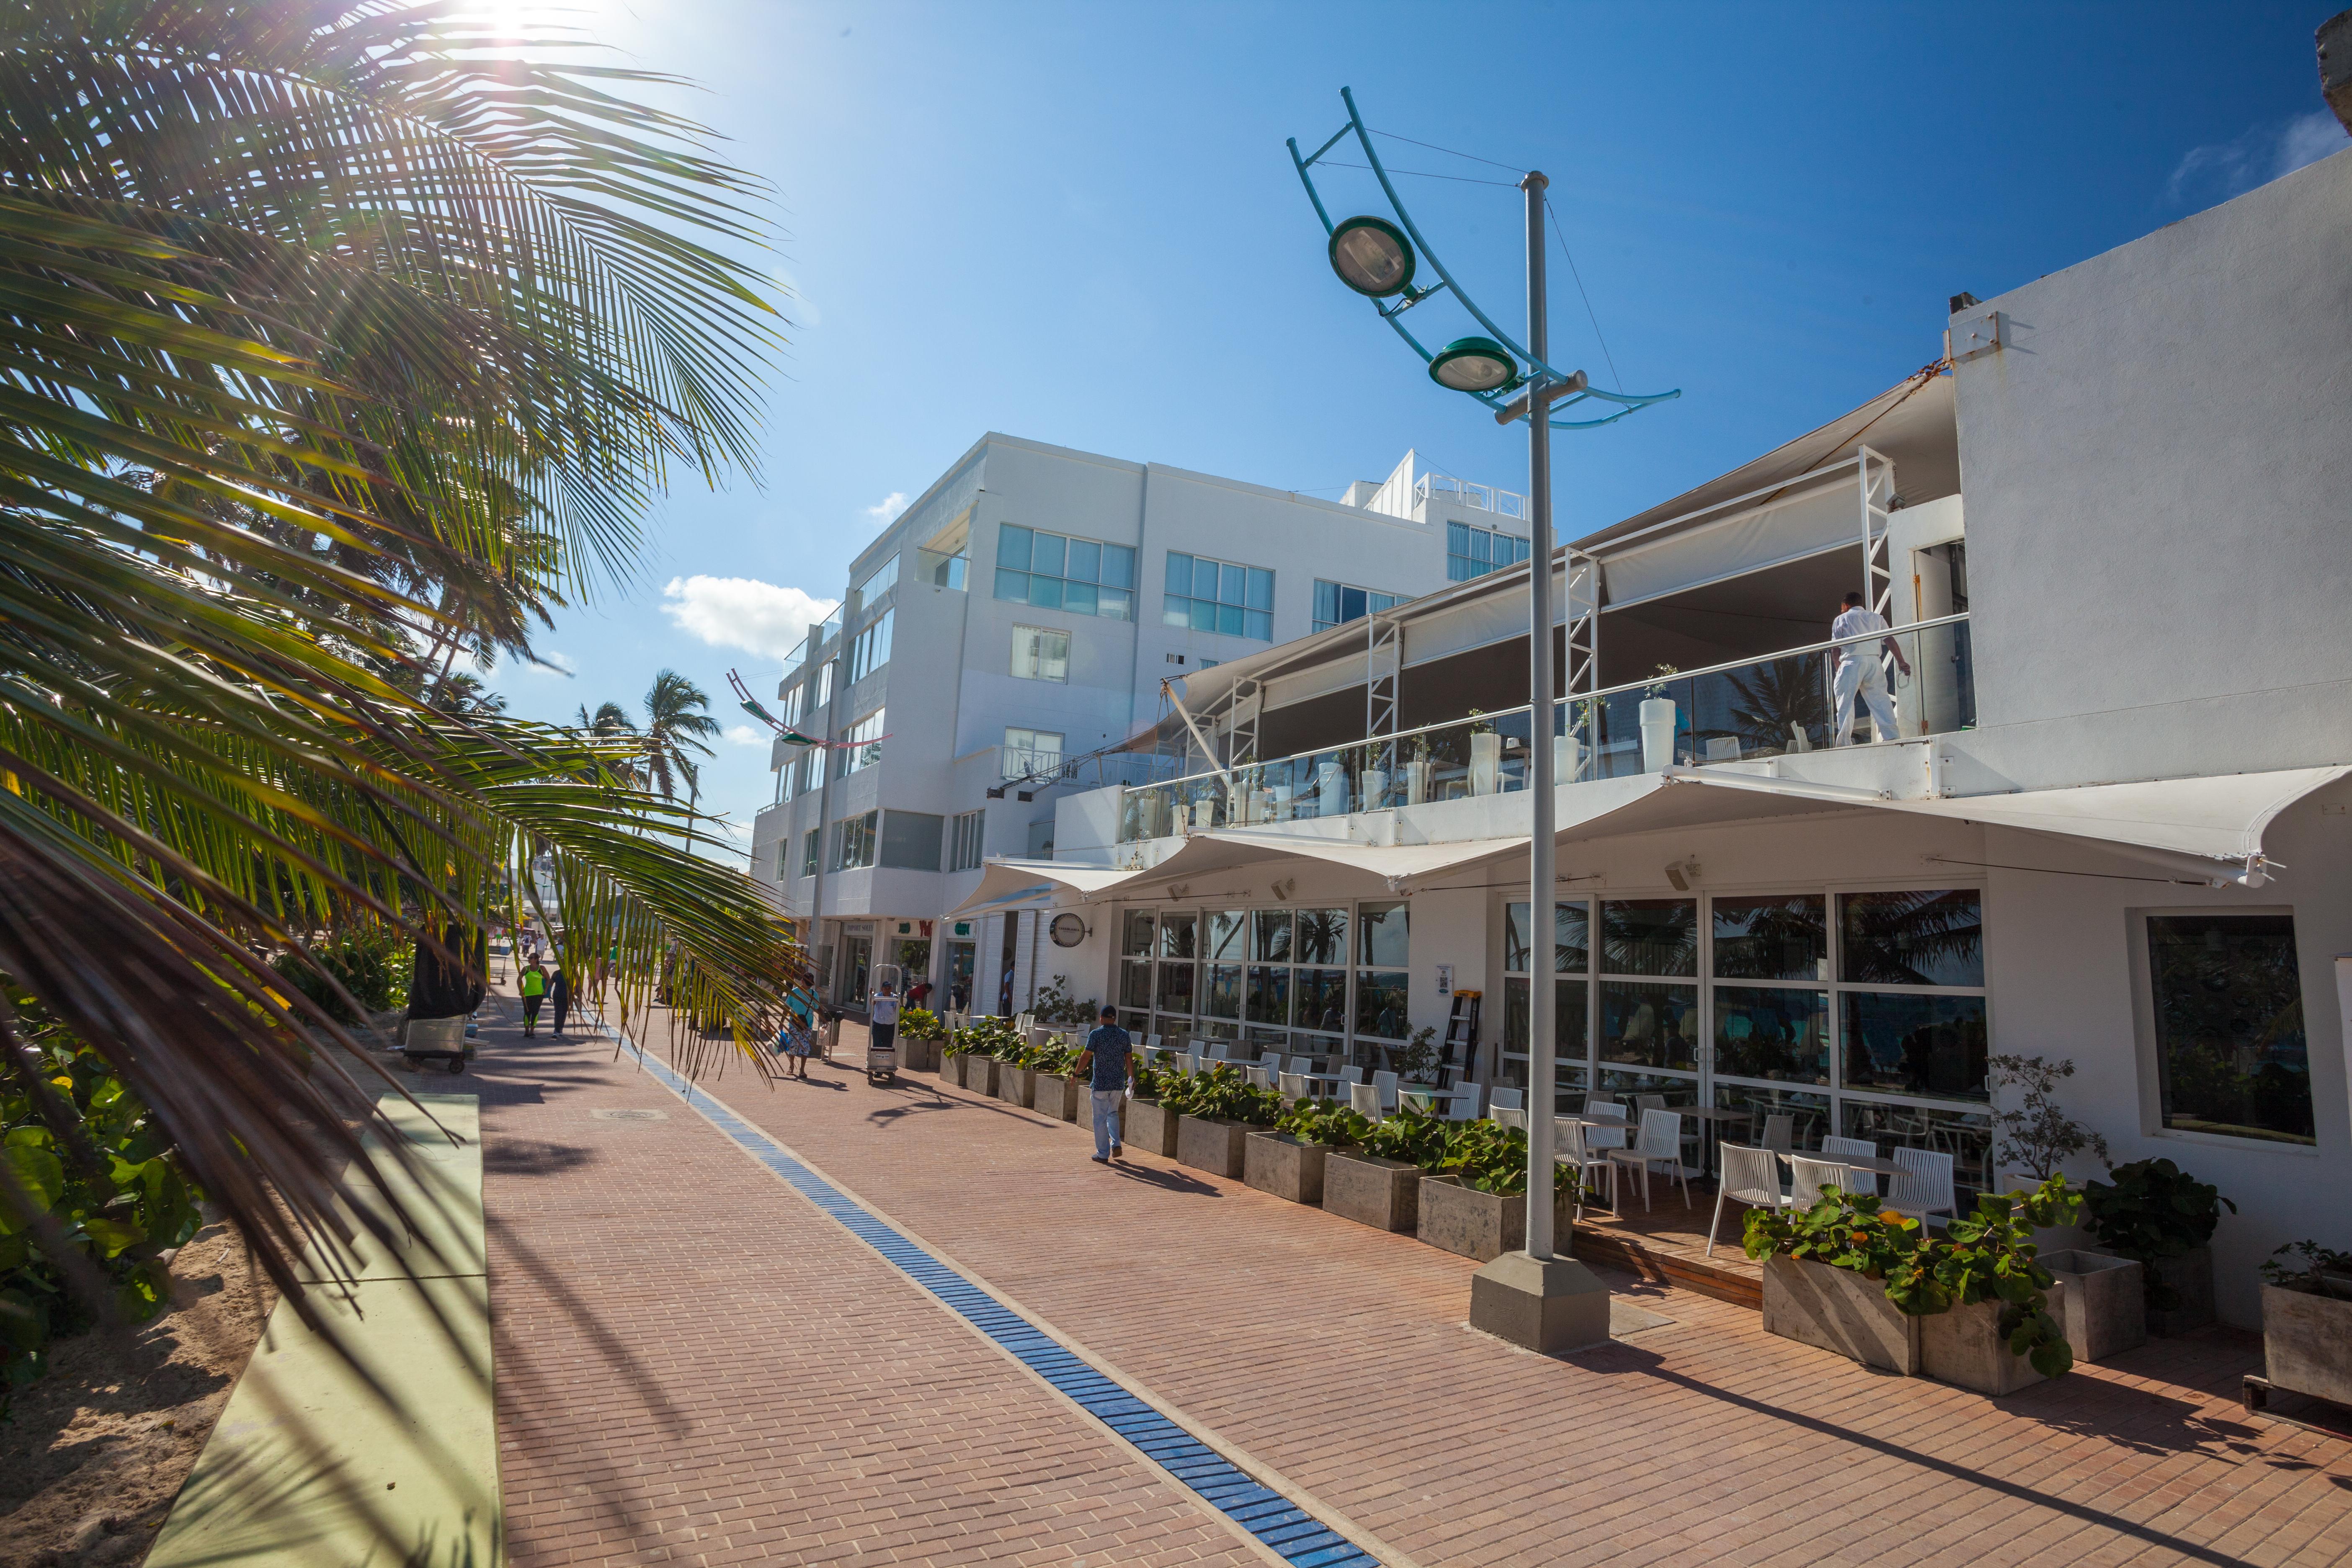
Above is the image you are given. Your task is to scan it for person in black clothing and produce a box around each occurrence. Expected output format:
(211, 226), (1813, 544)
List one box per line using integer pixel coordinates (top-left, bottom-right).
(549, 966), (571, 1037)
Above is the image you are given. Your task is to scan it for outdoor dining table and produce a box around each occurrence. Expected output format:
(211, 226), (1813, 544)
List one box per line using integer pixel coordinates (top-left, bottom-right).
(1677, 1104), (1752, 1179)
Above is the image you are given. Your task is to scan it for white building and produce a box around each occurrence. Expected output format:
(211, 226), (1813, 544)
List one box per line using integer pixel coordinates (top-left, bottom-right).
(975, 147), (2352, 1326)
(749, 434), (1531, 1014)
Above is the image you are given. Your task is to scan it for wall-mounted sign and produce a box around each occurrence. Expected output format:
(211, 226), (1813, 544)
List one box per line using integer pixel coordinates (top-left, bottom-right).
(1049, 913), (1088, 948)
(896, 920), (913, 935)
(1435, 963), (1454, 997)
(919, 920), (934, 938)
(952, 921), (972, 938)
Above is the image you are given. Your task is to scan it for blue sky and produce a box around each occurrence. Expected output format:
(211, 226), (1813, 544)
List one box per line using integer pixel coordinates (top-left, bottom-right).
(484, 0), (2347, 854)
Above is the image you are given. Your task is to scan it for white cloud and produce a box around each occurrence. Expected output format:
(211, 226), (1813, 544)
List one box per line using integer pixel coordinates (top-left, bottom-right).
(660, 575), (839, 661)
(724, 724), (768, 748)
(863, 491), (909, 528)
(524, 649), (577, 676)
(2167, 111), (2346, 207)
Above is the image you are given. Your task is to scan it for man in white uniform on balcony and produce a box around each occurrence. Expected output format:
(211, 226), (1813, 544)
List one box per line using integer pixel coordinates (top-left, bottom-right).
(1831, 591), (1908, 745)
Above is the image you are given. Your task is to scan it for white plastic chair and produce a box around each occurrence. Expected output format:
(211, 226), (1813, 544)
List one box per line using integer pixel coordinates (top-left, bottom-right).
(1789, 1155), (1856, 1207)
(1177, 1051), (1201, 1076)
(1244, 1063), (1275, 1091)
(1338, 1065), (1364, 1086)
(1372, 1069), (1400, 1113)
(1491, 1106), (1528, 1132)
(1606, 1109), (1692, 1212)
(1761, 1112), (1793, 1154)
(1554, 1119), (1610, 1216)
(1634, 1093), (1666, 1119)
(1349, 1081), (1385, 1120)
(1821, 1135), (1882, 1197)
(1707, 1143), (1792, 1257)
(1586, 1098), (1626, 1124)
(1278, 1071), (1309, 1101)
(1445, 1083), (1485, 1121)
(1888, 1146), (1958, 1219)
(1489, 1087), (1525, 1112)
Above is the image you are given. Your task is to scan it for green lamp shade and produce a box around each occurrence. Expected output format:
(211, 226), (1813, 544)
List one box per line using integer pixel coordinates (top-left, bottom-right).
(1429, 336), (1519, 393)
(1328, 215), (1416, 298)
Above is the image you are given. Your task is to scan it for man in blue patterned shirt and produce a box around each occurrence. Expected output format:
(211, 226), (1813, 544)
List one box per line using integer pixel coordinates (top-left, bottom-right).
(1071, 1005), (1131, 1163)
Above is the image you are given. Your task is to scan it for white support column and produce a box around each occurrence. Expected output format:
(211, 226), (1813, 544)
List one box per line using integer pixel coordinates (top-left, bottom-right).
(1366, 615), (1402, 798)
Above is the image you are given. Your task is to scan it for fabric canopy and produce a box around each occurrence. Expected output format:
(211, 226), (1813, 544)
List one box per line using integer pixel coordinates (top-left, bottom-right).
(1112, 829), (1532, 897)
(945, 859), (1138, 917)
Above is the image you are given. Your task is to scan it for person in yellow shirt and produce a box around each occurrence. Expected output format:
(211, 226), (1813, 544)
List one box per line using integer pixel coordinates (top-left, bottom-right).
(520, 957), (547, 1037)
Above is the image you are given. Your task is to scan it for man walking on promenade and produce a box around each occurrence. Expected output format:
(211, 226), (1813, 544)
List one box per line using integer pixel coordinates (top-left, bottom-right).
(1071, 1005), (1130, 1164)
(549, 964), (571, 1038)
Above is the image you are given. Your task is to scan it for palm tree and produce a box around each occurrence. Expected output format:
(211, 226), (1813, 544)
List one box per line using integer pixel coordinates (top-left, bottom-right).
(0, 1), (801, 1362)
(641, 670), (722, 809)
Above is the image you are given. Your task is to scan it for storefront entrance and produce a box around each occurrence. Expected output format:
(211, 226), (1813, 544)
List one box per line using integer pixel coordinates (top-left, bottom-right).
(839, 931), (872, 1006)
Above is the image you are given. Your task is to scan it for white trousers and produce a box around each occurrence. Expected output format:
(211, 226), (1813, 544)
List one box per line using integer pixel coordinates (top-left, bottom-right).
(1832, 655), (1898, 745)
(1092, 1089), (1125, 1156)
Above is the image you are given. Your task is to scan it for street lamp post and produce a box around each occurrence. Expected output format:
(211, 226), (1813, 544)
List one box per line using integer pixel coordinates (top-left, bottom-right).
(1288, 89), (1680, 1350)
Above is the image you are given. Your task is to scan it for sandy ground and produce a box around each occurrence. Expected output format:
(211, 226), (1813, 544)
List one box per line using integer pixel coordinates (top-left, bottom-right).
(0, 1221), (277, 1568)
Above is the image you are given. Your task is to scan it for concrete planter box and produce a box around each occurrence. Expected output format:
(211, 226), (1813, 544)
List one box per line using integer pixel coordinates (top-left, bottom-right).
(1415, 1175), (1576, 1264)
(1123, 1099), (1180, 1158)
(1176, 1115), (1251, 1179)
(2146, 1246), (2217, 1337)
(1323, 1151), (1421, 1232)
(1031, 1072), (1080, 1122)
(2043, 1249), (2146, 1362)
(1920, 1284), (2068, 1396)
(2261, 1283), (2352, 1407)
(962, 1055), (997, 1096)
(1761, 1254), (1920, 1375)
(995, 1064), (1034, 1109)
(900, 1037), (940, 1073)
(1243, 1132), (1328, 1205)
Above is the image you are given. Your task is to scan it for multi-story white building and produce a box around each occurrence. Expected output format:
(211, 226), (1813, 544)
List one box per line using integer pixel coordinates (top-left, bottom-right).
(749, 434), (1532, 1013)
(975, 146), (2352, 1326)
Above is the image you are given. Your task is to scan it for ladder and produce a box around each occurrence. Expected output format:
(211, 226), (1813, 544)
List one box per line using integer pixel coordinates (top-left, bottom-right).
(1437, 990), (1481, 1089)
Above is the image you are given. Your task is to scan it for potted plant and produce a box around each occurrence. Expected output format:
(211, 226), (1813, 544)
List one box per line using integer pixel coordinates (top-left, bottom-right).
(896, 1006), (946, 1073)
(2081, 1157), (2235, 1336)
(1639, 665), (1679, 772)
(1388, 1025), (1440, 1085)
(1401, 733), (1432, 807)
(2257, 1241), (2352, 1408)
(1167, 1066), (1280, 1179)
(1552, 712), (1581, 786)
(1320, 1104), (1434, 1232)
(950, 1015), (1019, 1095)
(1357, 744), (1388, 812)
(1891, 1176), (2080, 1395)
(1026, 1041), (1082, 1122)
(1416, 1119), (1583, 1263)
(1121, 1057), (1184, 1158)
(1247, 1094), (1349, 1205)
(1745, 1185), (1928, 1374)
(1467, 711), (1501, 796)
(1988, 1054), (2108, 1250)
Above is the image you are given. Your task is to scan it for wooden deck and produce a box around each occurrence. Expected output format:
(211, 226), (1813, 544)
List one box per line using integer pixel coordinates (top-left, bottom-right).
(1570, 1176), (1764, 1310)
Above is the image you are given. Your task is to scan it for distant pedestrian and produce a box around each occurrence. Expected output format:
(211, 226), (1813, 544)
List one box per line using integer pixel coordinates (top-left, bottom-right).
(908, 978), (932, 1012)
(549, 966), (571, 1037)
(520, 957), (547, 1037)
(1070, 1005), (1131, 1164)
(778, 1012), (815, 1079)
(869, 981), (900, 1064)
(1830, 591), (1909, 746)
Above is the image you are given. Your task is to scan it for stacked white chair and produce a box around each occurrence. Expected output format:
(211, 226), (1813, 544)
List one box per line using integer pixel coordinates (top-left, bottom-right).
(1555, 1118), (1615, 1217)
(1489, 1087), (1526, 1112)
(1761, 1112), (1794, 1154)
(1706, 1143), (1792, 1257)
(1789, 1155), (1856, 1207)
(1821, 1135), (1882, 1197)
(1607, 1109), (1692, 1212)
(1349, 1081), (1384, 1120)
(1371, 1070), (1400, 1114)
(1278, 1071), (1309, 1101)
(1887, 1146), (1959, 1219)
(1491, 1106), (1528, 1132)
(1445, 1083), (1484, 1121)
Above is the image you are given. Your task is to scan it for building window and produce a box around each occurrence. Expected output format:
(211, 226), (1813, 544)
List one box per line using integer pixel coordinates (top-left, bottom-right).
(1313, 579), (1401, 633)
(1011, 625), (1070, 682)
(800, 828), (819, 879)
(1446, 521), (1532, 583)
(1003, 726), (1063, 779)
(815, 660), (834, 709)
(1117, 899), (1406, 1068)
(2146, 914), (2311, 1144)
(995, 524), (1135, 619)
(846, 609), (893, 683)
(835, 709), (885, 778)
(879, 810), (943, 872)
(779, 681), (805, 725)
(776, 839), (792, 880)
(829, 810), (878, 872)
(949, 810), (985, 872)
(1165, 552), (1274, 640)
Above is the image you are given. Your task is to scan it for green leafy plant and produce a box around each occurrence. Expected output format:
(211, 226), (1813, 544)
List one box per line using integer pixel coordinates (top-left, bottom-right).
(1433, 1119), (1581, 1198)
(1743, 1186), (1929, 1279)
(3, 996), (205, 1414)
(1467, 709), (1494, 735)
(1158, 1065), (1282, 1126)
(2261, 1240), (2352, 1297)
(1030, 976), (1100, 1028)
(1988, 1055), (2109, 1180)
(1277, 1098), (1370, 1149)
(270, 929), (412, 1024)
(1132, 1057), (1175, 1101)
(1646, 663), (1681, 700)
(1886, 1176), (2083, 1379)
(897, 1007), (947, 1043)
(2080, 1157), (2235, 1310)
(1359, 1105), (1455, 1169)
(1388, 1026), (1441, 1082)
(1015, 1040), (1076, 1074)
(951, 1016), (1024, 1059)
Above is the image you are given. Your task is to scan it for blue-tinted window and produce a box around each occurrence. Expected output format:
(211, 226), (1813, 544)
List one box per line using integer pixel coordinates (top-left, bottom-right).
(1164, 550), (1277, 642)
(991, 525), (1132, 619)
(1446, 521), (1531, 583)
(1313, 578), (1405, 633)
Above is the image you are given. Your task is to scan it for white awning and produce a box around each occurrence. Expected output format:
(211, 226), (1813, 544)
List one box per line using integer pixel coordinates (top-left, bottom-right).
(946, 859), (1137, 917)
(1113, 829), (1533, 897)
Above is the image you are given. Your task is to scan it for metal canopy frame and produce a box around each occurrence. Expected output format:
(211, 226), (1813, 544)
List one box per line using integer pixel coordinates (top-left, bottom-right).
(1287, 87), (1680, 431)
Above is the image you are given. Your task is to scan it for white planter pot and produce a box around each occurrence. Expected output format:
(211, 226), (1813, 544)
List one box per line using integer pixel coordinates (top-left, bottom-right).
(1316, 761), (1349, 817)
(1470, 731), (1502, 796)
(1360, 768), (1387, 809)
(1552, 732), (1581, 785)
(1639, 697), (1677, 773)
(1402, 760), (1429, 805)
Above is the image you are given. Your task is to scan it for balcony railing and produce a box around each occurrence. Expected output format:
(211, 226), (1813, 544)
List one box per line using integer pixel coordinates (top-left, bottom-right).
(1416, 470), (1529, 521)
(1117, 614), (1973, 841)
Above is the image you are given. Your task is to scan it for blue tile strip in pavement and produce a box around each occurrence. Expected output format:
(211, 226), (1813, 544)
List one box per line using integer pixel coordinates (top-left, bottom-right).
(625, 1044), (1380, 1568)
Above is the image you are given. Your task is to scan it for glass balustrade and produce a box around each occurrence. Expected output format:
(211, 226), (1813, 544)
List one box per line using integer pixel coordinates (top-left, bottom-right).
(1117, 616), (1972, 843)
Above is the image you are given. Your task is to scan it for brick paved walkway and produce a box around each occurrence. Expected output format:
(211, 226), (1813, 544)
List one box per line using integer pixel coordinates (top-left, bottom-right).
(473, 994), (2352, 1567)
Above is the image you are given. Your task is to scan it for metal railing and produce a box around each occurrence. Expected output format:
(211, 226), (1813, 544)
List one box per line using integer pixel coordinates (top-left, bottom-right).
(1117, 615), (1973, 842)
(1416, 469), (1529, 521)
